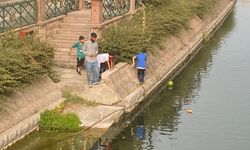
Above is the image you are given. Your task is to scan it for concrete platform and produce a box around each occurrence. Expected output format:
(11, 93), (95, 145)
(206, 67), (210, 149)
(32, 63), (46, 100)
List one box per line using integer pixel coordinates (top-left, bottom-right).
(64, 105), (124, 128)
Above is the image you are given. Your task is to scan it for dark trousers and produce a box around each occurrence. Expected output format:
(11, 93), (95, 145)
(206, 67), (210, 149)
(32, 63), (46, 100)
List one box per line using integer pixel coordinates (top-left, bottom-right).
(99, 62), (108, 80)
(137, 69), (145, 83)
(76, 58), (85, 68)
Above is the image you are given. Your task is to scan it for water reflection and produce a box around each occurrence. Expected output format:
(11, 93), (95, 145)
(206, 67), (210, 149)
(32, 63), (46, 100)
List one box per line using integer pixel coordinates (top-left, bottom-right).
(9, 129), (104, 150)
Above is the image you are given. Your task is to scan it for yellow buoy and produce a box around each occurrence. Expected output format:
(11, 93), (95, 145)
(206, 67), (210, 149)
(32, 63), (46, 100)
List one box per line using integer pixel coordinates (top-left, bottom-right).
(168, 80), (174, 86)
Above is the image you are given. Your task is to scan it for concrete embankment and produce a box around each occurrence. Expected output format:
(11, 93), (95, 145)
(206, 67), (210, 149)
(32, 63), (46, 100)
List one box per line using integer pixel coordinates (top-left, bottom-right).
(0, 0), (236, 149)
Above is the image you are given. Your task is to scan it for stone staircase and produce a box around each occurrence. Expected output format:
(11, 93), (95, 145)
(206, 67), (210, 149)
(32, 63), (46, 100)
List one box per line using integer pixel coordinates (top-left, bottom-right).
(52, 9), (91, 67)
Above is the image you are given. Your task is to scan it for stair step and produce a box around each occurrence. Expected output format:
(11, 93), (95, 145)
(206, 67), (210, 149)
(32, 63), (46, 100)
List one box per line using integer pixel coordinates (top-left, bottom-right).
(60, 22), (90, 27)
(54, 58), (76, 65)
(55, 51), (77, 56)
(54, 54), (76, 59)
(54, 50), (71, 55)
(58, 27), (90, 32)
(58, 25), (90, 31)
(68, 10), (91, 15)
(53, 35), (79, 41)
(63, 18), (91, 24)
(53, 35), (90, 41)
(53, 42), (73, 48)
(54, 61), (75, 68)
(53, 32), (90, 38)
(56, 30), (89, 35)
(64, 15), (91, 20)
(52, 38), (76, 43)
(66, 12), (91, 17)
(54, 59), (76, 64)
(54, 55), (76, 61)
(55, 48), (85, 54)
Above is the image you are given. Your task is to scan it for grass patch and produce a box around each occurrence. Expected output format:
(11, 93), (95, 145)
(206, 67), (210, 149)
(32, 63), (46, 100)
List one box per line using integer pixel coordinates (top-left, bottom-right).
(39, 90), (98, 132)
(0, 33), (55, 100)
(99, 0), (217, 62)
(39, 109), (81, 132)
(62, 90), (98, 106)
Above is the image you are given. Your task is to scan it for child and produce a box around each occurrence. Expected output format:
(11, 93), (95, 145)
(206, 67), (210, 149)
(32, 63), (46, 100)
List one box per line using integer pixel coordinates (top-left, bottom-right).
(69, 36), (85, 75)
(97, 53), (114, 80)
(132, 49), (147, 85)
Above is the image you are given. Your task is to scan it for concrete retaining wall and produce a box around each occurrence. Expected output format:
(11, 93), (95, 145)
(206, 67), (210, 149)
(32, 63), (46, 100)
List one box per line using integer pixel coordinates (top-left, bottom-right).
(0, 78), (62, 149)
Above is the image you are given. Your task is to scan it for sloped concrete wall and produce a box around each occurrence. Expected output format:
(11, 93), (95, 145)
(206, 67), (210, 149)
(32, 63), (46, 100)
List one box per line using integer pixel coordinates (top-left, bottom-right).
(0, 78), (62, 149)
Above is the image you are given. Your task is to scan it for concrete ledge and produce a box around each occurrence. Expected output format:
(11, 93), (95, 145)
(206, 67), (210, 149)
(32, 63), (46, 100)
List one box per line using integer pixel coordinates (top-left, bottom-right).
(102, 62), (128, 80)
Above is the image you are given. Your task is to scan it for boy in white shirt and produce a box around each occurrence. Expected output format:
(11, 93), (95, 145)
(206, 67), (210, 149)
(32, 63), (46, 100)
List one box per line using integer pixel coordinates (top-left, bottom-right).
(97, 53), (114, 80)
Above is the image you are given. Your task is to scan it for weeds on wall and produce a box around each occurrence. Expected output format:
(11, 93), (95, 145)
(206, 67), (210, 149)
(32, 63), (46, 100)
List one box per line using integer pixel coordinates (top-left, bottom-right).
(62, 90), (98, 106)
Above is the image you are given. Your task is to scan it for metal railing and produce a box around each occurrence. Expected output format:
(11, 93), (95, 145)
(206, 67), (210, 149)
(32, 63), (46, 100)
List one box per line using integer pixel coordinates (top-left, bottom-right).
(103, 0), (130, 20)
(45, 0), (79, 20)
(0, 0), (81, 33)
(0, 0), (37, 33)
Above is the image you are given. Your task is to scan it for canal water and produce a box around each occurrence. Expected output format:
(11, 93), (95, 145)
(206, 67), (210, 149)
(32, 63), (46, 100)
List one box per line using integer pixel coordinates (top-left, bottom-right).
(9, 1), (250, 150)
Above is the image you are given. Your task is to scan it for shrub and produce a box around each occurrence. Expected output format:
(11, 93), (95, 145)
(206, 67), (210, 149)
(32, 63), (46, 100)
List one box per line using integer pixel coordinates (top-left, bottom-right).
(99, 0), (217, 62)
(39, 109), (81, 132)
(0, 33), (54, 99)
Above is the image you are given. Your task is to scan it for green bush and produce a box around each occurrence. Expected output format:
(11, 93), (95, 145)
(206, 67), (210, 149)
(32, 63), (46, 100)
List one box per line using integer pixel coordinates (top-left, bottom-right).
(39, 109), (81, 132)
(0, 33), (54, 99)
(99, 0), (217, 62)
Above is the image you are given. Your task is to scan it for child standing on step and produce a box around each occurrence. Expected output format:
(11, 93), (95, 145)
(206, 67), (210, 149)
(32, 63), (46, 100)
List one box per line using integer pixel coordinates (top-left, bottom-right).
(69, 36), (85, 75)
(132, 48), (147, 85)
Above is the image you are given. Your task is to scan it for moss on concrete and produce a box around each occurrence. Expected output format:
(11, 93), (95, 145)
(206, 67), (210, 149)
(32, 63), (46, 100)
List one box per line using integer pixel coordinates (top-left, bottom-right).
(62, 90), (98, 106)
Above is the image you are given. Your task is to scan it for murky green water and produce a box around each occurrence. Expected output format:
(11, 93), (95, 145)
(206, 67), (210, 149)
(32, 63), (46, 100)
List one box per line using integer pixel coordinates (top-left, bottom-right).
(8, 129), (105, 150)
(9, 1), (250, 150)
(103, 2), (250, 150)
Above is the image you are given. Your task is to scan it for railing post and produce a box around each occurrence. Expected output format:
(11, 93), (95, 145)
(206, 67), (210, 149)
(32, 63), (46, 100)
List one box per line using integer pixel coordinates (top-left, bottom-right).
(91, 0), (103, 30)
(37, 0), (45, 24)
(130, 0), (136, 14)
(79, 0), (84, 10)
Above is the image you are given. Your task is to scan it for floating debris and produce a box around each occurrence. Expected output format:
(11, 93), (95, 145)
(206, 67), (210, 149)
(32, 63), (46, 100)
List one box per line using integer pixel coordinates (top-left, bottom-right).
(186, 109), (193, 113)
